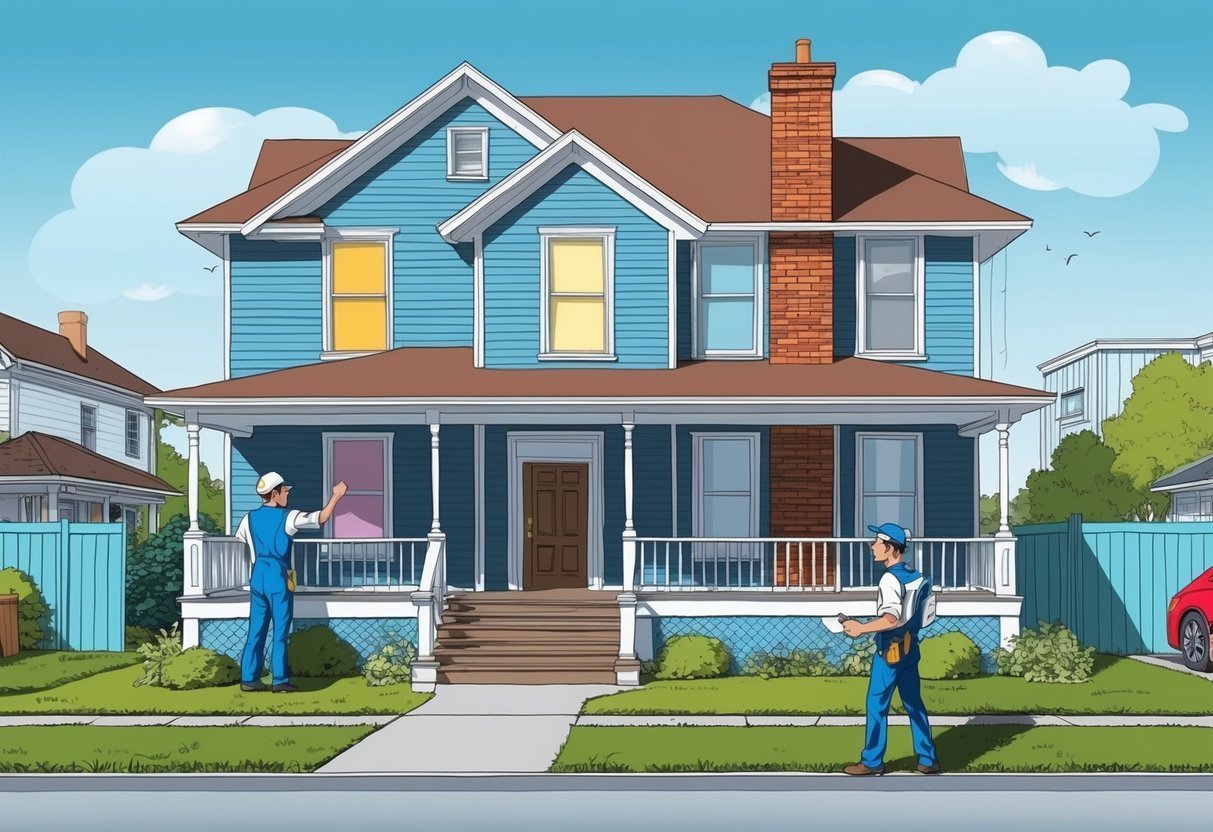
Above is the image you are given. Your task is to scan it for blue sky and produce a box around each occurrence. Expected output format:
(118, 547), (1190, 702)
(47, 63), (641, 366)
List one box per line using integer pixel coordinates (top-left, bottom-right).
(0, 0), (1208, 492)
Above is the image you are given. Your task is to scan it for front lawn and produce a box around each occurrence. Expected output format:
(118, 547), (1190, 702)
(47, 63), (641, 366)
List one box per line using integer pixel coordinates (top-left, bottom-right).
(551, 725), (1213, 772)
(0, 651), (142, 695)
(583, 656), (1213, 716)
(0, 664), (431, 715)
(0, 725), (375, 772)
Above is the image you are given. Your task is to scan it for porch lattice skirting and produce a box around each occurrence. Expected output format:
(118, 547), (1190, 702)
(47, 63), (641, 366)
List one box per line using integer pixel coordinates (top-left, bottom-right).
(200, 617), (420, 666)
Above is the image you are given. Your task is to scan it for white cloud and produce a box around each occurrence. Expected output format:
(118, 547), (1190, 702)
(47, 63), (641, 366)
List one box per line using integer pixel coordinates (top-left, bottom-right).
(30, 107), (362, 303)
(752, 31), (1188, 198)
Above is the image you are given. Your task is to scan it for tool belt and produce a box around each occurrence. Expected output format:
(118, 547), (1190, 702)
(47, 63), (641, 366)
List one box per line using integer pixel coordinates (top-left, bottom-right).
(884, 632), (913, 665)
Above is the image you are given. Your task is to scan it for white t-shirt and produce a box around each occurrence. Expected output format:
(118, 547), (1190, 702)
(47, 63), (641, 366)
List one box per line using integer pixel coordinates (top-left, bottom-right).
(234, 509), (321, 561)
(876, 572), (905, 620)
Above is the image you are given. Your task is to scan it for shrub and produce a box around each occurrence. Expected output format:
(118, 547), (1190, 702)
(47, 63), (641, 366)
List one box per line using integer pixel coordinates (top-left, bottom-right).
(654, 634), (731, 680)
(161, 647), (240, 690)
(0, 567), (49, 650)
(838, 638), (877, 676)
(918, 632), (982, 679)
(125, 625), (155, 651)
(994, 621), (1095, 683)
(126, 513), (220, 632)
(363, 637), (416, 687)
(287, 626), (359, 677)
(133, 623), (183, 687)
(743, 648), (835, 679)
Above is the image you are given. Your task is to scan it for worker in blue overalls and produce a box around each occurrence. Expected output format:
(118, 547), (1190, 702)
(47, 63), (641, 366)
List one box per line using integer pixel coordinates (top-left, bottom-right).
(235, 472), (347, 692)
(841, 522), (940, 775)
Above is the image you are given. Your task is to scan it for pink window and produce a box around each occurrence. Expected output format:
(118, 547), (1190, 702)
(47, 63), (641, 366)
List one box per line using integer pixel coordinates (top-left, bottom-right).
(328, 437), (389, 538)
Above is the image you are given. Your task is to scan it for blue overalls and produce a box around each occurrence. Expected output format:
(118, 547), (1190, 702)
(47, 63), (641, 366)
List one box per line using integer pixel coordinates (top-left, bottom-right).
(861, 562), (938, 770)
(240, 506), (294, 686)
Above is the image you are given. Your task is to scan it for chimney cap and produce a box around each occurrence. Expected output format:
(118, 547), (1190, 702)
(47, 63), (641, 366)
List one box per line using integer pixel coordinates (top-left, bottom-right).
(796, 38), (812, 63)
(58, 310), (88, 324)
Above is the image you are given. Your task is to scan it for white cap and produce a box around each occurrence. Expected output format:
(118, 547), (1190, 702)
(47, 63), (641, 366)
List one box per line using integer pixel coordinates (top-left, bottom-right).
(255, 471), (292, 496)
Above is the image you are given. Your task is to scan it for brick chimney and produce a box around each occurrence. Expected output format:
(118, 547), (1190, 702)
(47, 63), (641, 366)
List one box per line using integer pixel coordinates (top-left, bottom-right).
(768, 37), (836, 364)
(58, 311), (88, 359)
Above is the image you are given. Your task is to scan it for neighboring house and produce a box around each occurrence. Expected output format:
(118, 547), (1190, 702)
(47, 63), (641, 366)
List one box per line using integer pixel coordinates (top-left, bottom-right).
(151, 39), (1051, 689)
(1152, 453), (1213, 521)
(0, 311), (175, 531)
(1038, 331), (1213, 468)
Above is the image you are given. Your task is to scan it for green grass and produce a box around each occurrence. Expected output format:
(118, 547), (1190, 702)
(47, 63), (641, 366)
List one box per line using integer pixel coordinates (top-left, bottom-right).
(551, 725), (1213, 773)
(0, 664), (431, 715)
(0, 725), (375, 772)
(0, 651), (142, 695)
(584, 656), (1213, 716)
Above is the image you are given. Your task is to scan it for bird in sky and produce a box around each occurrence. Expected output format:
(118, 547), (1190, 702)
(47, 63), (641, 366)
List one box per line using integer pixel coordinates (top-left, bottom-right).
(1082, 230), (1101, 237)
(1045, 245), (1052, 252)
(1065, 254), (1078, 265)
(203, 265), (218, 273)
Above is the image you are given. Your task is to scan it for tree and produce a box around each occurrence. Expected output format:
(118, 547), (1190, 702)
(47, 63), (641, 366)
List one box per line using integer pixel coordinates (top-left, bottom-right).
(978, 489), (1032, 534)
(153, 410), (224, 531)
(1016, 430), (1143, 524)
(1103, 352), (1213, 521)
(127, 512), (220, 631)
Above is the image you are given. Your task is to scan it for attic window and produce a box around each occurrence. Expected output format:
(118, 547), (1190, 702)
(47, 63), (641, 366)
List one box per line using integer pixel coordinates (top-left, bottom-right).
(447, 127), (488, 180)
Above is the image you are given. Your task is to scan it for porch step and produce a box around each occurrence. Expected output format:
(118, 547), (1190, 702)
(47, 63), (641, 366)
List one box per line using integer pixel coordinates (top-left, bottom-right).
(438, 626), (619, 646)
(437, 667), (618, 685)
(435, 642), (619, 659)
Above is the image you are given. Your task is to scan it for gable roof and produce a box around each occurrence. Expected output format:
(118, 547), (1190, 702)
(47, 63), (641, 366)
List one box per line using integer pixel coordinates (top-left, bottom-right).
(1152, 453), (1213, 492)
(0, 432), (177, 496)
(0, 313), (159, 396)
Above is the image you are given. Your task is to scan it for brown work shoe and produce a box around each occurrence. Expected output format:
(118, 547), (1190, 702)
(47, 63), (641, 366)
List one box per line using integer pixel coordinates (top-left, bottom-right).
(843, 763), (885, 776)
(270, 683), (298, 693)
(240, 681), (267, 692)
(917, 763), (941, 774)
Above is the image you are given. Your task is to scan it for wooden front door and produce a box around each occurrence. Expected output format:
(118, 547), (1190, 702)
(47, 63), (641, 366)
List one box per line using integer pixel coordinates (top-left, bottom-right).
(523, 462), (589, 589)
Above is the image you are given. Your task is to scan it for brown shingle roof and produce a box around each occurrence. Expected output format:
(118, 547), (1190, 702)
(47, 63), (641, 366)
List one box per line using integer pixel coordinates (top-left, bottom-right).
(153, 347), (1049, 402)
(0, 432), (177, 495)
(0, 314), (159, 396)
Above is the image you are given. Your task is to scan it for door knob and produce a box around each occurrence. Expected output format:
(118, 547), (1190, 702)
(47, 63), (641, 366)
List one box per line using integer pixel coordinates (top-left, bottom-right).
(527, 531), (533, 538)
(527, 516), (533, 525)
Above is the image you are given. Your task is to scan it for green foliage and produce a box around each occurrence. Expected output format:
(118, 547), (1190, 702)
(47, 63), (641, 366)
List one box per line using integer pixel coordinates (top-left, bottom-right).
(654, 634), (731, 680)
(978, 490), (1032, 534)
(125, 625), (155, 651)
(918, 632), (982, 680)
(287, 626), (359, 678)
(153, 410), (224, 532)
(1017, 431), (1145, 524)
(0, 567), (49, 650)
(837, 638), (877, 676)
(994, 621), (1095, 683)
(126, 513), (220, 632)
(161, 647), (240, 690)
(1104, 353), (1213, 520)
(132, 623), (183, 687)
(362, 636), (416, 687)
(0, 431), (9, 444)
(742, 649), (835, 679)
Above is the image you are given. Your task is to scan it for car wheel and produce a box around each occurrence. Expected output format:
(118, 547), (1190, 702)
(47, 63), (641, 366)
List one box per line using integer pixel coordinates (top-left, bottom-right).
(1179, 611), (1212, 672)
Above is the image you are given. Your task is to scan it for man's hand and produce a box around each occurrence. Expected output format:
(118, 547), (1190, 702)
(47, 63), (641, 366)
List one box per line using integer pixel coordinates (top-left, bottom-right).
(842, 619), (865, 638)
(332, 481), (348, 500)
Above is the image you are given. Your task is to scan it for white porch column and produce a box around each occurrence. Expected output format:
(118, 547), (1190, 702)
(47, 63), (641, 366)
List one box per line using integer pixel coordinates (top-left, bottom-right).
(186, 420), (201, 532)
(617, 421), (641, 685)
(182, 417), (206, 643)
(994, 422), (1018, 599)
(429, 422), (443, 535)
(996, 422), (1011, 536)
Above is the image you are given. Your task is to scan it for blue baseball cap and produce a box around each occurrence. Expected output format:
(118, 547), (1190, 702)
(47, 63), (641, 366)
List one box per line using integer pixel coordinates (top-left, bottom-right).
(867, 523), (911, 547)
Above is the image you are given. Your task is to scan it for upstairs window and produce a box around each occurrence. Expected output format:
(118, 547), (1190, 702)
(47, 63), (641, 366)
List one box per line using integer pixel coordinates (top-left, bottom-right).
(539, 228), (615, 358)
(857, 237), (924, 359)
(1059, 389), (1084, 419)
(323, 233), (393, 355)
(447, 126), (488, 180)
(80, 404), (97, 451)
(694, 237), (763, 357)
(125, 409), (141, 458)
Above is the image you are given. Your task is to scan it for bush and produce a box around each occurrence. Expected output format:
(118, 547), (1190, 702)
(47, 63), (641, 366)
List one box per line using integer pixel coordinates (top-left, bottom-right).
(126, 513), (220, 632)
(287, 626), (359, 677)
(838, 638), (877, 676)
(994, 621), (1095, 683)
(654, 634), (731, 680)
(743, 648), (835, 679)
(363, 637), (416, 687)
(918, 632), (982, 679)
(133, 623), (183, 687)
(161, 647), (240, 690)
(0, 567), (49, 650)
(125, 625), (155, 651)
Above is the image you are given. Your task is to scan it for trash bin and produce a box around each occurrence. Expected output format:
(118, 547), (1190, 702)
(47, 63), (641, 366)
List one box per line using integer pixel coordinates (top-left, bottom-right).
(0, 593), (19, 658)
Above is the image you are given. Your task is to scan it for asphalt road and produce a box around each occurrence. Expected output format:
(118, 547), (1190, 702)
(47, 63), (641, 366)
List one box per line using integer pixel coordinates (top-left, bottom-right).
(2, 774), (1208, 831)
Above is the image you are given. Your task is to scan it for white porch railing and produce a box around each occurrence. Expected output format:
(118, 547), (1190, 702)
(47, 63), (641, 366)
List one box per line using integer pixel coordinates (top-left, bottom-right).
(410, 534), (447, 693)
(199, 536), (427, 594)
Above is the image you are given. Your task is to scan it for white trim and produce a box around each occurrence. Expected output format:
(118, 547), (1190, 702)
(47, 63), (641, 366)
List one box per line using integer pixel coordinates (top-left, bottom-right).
(854, 431), (924, 537)
(691, 432), (761, 553)
(855, 235), (926, 361)
(832, 426), (841, 538)
(473, 234), (485, 368)
(321, 432), (394, 538)
(222, 234), (231, 381)
(972, 249), (980, 379)
(670, 424), (678, 536)
(474, 424), (485, 591)
(636, 595), (1022, 618)
(712, 221), (1033, 232)
(506, 431), (604, 590)
(10, 359), (152, 408)
(1153, 477), (1213, 494)
(1038, 336), (1211, 374)
(223, 432), (232, 535)
(539, 227), (616, 358)
(667, 229), (677, 369)
(1058, 388), (1085, 420)
(0, 475), (174, 499)
(446, 125), (489, 180)
(691, 233), (765, 359)
(973, 434), (980, 536)
(123, 408), (141, 459)
(321, 228), (396, 355)
(439, 130), (707, 243)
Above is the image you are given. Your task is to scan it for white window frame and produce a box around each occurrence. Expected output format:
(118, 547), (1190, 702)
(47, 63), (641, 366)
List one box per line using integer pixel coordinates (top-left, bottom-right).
(691, 233), (765, 359)
(80, 403), (97, 452)
(855, 431), (924, 537)
(855, 235), (926, 360)
(691, 432), (761, 562)
(446, 126), (489, 181)
(124, 409), (140, 459)
(320, 228), (396, 359)
(537, 226), (617, 360)
(1059, 388), (1085, 420)
(322, 432), (394, 539)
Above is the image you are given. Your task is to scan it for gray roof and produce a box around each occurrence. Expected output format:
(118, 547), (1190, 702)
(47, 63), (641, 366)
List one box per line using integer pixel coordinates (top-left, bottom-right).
(1152, 452), (1213, 491)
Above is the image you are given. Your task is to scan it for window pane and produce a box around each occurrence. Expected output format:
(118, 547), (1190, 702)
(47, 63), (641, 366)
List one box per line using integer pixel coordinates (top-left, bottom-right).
(551, 297), (605, 352)
(866, 296), (915, 351)
(1061, 391), (1083, 417)
(333, 494), (386, 538)
(701, 245), (756, 294)
(703, 494), (754, 537)
(702, 298), (755, 352)
(452, 131), (484, 175)
(333, 298), (388, 351)
(862, 495), (916, 536)
(331, 439), (385, 491)
(550, 238), (604, 293)
(862, 437), (917, 493)
(865, 240), (915, 293)
(702, 438), (752, 493)
(332, 242), (386, 295)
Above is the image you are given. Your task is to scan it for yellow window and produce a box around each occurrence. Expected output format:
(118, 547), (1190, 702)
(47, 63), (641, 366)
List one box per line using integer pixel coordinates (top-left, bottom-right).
(548, 237), (606, 353)
(330, 241), (388, 352)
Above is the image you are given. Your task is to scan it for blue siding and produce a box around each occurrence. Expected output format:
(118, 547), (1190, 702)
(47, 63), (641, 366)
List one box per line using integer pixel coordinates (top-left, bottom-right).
(228, 238), (323, 377)
(482, 165), (669, 368)
(676, 241), (692, 362)
(923, 236), (975, 375)
(833, 236), (856, 357)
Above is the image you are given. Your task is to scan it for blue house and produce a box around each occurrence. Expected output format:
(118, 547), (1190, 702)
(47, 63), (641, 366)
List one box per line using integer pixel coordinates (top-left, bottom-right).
(151, 39), (1051, 690)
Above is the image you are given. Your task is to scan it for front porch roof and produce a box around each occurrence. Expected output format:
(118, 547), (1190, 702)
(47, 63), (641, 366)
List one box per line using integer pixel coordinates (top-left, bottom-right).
(0, 431), (178, 500)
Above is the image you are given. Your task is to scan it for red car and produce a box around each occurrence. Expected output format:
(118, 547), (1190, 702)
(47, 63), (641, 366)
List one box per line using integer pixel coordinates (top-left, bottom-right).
(1168, 567), (1213, 672)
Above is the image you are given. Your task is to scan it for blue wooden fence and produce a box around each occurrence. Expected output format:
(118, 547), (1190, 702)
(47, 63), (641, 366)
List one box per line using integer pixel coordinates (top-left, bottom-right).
(0, 521), (126, 651)
(1016, 515), (1213, 654)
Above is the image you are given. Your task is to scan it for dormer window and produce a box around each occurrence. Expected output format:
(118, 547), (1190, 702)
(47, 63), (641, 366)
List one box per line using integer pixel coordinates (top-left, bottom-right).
(447, 126), (489, 180)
